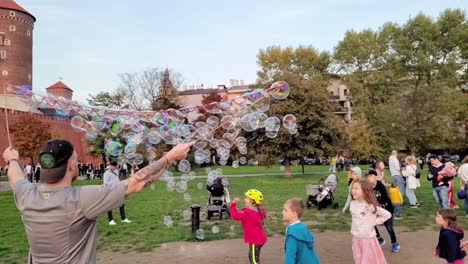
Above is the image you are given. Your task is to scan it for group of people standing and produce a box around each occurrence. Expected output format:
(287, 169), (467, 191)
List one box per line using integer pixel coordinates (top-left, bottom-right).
(342, 150), (468, 263)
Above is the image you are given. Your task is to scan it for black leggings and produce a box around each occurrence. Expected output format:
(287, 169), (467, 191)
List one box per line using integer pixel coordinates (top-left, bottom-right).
(248, 244), (263, 264)
(107, 205), (126, 221)
(375, 216), (397, 244)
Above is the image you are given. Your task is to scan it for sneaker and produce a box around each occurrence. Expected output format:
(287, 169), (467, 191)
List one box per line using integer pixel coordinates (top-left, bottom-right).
(392, 243), (400, 253)
(394, 217), (403, 220)
(378, 237), (386, 247)
(121, 218), (132, 223)
(415, 202), (420, 206)
(410, 205), (418, 209)
(108, 220), (117, 225)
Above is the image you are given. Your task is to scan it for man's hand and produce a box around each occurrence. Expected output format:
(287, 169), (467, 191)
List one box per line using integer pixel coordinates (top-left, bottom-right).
(165, 143), (193, 163)
(3, 147), (19, 163)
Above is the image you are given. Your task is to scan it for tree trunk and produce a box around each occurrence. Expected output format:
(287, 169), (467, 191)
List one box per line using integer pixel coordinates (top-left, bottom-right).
(301, 160), (305, 175)
(284, 159), (292, 178)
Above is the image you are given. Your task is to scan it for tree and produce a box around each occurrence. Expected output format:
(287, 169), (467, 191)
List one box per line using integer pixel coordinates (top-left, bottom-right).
(10, 115), (52, 164)
(87, 87), (129, 109)
(253, 46), (342, 177)
(334, 9), (468, 154)
(151, 68), (181, 110)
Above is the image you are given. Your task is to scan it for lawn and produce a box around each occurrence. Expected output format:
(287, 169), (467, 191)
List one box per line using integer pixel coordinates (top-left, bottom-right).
(1, 165), (467, 263)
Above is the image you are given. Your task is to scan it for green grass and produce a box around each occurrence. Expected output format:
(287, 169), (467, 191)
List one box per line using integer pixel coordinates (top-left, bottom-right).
(1, 165), (467, 263)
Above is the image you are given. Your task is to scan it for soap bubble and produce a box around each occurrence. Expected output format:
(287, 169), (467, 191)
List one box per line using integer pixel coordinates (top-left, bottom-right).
(147, 131), (161, 144)
(239, 156), (247, 164)
(232, 161), (239, 168)
(206, 116), (219, 128)
(265, 117), (281, 132)
(270, 81), (290, 100)
(146, 147), (156, 160)
(124, 143), (137, 154)
(104, 139), (122, 156)
(183, 192), (192, 202)
(176, 181), (188, 193)
(183, 209), (191, 221)
(127, 153), (144, 165)
(195, 149), (207, 164)
(71, 116), (86, 131)
(221, 178), (229, 186)
(282, 114), (297, 129)
(55, 109), (70, 120)
(280, 166), (285, 171)
(195, 229), (205, 240)
(110, 122), (122, 136)
(178, 159), (191, 173)
(163, 216), (173, 227)
(197, 182), (203, 189)
(167, 181), (176, 192)
(212, 226), (220, 234)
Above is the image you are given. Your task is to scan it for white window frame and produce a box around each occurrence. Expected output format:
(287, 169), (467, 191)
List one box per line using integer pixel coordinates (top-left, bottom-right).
(0, 50), (6, 59)
(4, 39), (10, 46)
(9, 25), (16, 32)
(27, 30), (31, 36)
(1, 70), (7, 76)
(9, 11), (15, 17)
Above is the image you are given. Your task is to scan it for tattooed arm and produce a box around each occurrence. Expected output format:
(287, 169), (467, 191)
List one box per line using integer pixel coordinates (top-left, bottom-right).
(121, 143), (192, 196)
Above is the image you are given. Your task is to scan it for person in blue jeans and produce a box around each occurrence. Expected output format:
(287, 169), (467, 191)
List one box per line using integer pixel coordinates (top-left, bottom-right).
(283, 198), (320, 264)
(458, 156), (468, 216)
(428, 155), (451, 209)
(389, 150), (406, 198)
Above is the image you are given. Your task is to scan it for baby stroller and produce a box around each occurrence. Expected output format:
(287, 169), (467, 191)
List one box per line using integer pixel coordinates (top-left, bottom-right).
(306, 174), (339, 210)
(206, 178), (231, 220)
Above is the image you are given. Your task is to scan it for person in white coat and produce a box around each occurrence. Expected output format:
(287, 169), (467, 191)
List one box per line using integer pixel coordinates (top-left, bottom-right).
(401, 156), (420, 208)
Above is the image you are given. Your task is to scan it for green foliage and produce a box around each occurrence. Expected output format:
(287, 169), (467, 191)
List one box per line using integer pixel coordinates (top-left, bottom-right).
(334, 9), (468, 154)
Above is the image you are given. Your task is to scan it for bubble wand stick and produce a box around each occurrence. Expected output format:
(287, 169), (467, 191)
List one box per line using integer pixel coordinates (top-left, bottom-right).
(4, 84), (12, 147)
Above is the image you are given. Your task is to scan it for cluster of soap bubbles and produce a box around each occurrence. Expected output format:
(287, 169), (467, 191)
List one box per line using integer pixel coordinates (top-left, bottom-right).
(7, 81), (294, 169)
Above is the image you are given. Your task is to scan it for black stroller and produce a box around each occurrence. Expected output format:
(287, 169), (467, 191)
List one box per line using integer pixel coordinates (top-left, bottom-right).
(306, 174), (339, 210)
(206, 178), (230, 220)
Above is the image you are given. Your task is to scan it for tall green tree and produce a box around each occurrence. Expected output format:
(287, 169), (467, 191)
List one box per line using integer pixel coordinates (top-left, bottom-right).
(253, 46), (342, 177)
(334, 9), (468, 154)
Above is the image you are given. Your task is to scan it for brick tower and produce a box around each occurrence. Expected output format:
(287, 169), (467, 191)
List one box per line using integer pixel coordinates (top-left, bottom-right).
(0, 0), (35, 93)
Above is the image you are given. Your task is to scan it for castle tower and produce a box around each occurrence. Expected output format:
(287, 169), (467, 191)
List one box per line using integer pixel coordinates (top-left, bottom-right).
(0, 0), (35, 93)
(46, 81), (73, 100)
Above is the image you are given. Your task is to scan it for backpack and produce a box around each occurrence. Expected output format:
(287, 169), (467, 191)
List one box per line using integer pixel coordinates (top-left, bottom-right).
(415, 168), (421, 179)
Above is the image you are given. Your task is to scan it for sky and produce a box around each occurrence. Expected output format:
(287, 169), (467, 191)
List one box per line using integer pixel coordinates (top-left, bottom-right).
(20, 0), (467, 102)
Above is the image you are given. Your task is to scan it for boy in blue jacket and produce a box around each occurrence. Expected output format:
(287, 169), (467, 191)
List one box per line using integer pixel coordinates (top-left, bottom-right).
(283, 198), (320, 264)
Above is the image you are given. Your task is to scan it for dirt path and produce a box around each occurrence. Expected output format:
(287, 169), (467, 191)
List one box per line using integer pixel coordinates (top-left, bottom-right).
(98, 228), (447, 264)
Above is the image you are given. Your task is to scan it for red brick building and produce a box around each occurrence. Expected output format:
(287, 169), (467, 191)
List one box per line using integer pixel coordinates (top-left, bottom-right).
(0, 0), (99, 166)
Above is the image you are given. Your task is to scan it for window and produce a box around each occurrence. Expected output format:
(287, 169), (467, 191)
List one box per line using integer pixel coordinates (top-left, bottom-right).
(0, 50), (6, 59)
(27, 30), (31, 36)
(4, 39), (10, 46)
(9, 11), (15, 17)
(0, 34), (4, 46)
(2, 70), (7, 76)
(9, 25), (16, 32)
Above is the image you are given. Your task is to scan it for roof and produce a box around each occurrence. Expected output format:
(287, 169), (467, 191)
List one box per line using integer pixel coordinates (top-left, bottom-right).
(0, 0), (35, 21)
(179, 88), (224, 96)
(46, 81), (73, 91)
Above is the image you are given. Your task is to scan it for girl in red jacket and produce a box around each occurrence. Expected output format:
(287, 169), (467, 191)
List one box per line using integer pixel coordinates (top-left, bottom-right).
(230, 189), (267, 264)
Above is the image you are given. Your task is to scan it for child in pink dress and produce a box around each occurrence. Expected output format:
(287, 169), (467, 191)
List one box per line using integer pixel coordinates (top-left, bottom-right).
(350, 180), (391, 264)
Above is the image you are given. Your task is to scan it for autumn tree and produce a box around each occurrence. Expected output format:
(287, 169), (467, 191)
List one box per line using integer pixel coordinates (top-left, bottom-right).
(10, 115), (52, 164)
